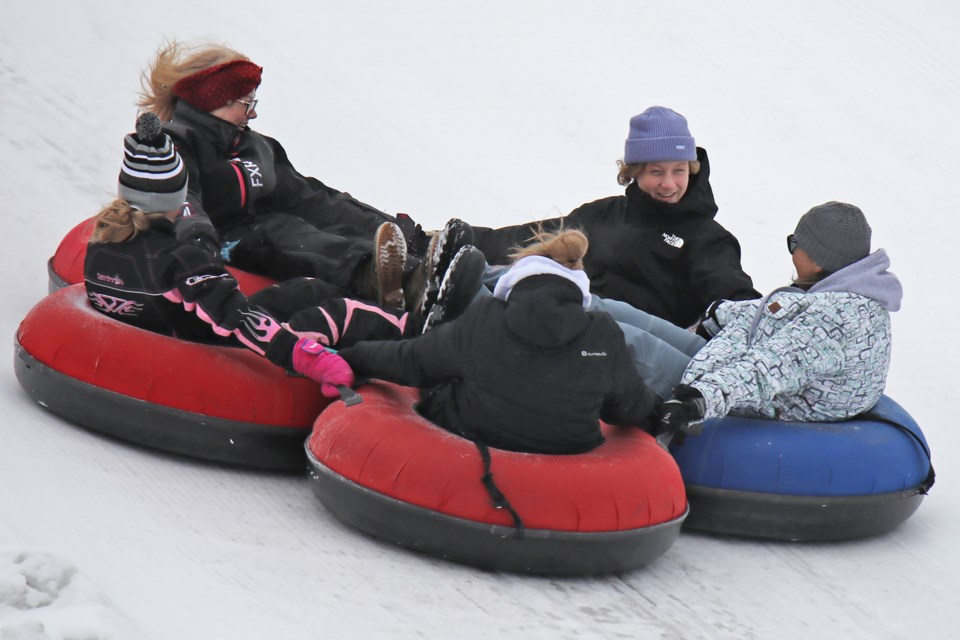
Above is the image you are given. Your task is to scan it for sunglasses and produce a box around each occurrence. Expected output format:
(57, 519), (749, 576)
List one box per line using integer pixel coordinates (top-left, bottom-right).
(237, 97), (258, 115)
(786, 233), (798, 254)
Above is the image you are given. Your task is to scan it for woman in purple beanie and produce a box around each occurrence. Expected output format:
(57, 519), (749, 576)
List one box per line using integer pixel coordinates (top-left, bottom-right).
(471, 106), (760, 329)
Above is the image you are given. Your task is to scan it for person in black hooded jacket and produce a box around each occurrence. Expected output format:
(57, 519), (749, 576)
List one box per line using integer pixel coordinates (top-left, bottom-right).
(327, 229), (659, 455)
(471, 106), (760, 328)
(138, 40), (446, 314)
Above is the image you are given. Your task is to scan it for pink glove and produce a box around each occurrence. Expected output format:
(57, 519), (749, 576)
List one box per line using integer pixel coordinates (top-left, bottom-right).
(292, 338), (355, 398)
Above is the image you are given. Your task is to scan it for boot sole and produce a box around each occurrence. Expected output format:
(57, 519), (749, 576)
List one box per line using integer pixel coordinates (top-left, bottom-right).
(375, 223), (407, 312)
(423, 246), (485, 333)
(417, 219), (475, 316)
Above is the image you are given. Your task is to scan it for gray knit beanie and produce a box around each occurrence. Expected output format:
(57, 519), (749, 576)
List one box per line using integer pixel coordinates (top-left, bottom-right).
(624, 106), (697, 164)
(118, 112), (188, 213)
(793, 201), (872, 272)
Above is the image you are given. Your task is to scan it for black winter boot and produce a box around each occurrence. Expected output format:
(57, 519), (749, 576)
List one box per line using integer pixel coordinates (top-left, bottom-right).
(422, 245), (486, 333)
(408, 218), (476, 315)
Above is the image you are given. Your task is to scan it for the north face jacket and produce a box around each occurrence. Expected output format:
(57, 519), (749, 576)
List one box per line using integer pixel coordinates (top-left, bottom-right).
(471, 148), (760, 327)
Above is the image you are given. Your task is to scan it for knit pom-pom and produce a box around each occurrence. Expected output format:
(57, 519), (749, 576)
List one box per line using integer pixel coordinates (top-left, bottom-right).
(135, 112), (163, 144)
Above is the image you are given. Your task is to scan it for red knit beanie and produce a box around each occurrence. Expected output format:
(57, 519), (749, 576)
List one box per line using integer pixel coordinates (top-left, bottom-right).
(172, 60), (262, 112)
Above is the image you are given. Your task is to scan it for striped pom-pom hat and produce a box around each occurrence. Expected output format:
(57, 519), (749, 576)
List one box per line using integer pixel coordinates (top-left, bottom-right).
(118, 112), (188, 213)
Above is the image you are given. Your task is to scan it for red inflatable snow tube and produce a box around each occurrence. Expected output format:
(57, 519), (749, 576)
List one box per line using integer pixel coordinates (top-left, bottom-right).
(14, 285), (330, 471)
(306, 382), (689, 575)
(48, 216), (276, 295)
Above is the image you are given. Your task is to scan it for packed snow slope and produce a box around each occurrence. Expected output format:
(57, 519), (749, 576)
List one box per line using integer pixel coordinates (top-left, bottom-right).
(2, 1), (958, 638)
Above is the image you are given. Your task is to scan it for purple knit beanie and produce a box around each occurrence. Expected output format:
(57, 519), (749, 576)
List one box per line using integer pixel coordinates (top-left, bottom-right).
(624, 106), (697, 164)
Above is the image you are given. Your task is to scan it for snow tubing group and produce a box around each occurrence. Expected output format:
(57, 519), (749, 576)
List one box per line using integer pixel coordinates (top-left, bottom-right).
(670, 395), (934, 541)
(15, 284), (330, 470)
(306, 382), (689, 575)
(11, 219), (936, 571)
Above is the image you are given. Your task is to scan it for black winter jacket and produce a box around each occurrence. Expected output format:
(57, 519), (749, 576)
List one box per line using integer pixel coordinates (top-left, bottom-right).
(340, 274), (658, 454)
(472, 148), (760, 327)
(84, 217), (298, 370)
(163, 101), (392, 245)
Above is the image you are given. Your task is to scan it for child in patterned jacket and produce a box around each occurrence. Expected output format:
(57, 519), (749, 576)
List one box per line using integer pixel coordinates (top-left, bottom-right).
(659, 201), (902, 434)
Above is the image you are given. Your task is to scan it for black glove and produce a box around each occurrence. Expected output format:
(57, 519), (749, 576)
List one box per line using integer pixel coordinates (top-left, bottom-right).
(174, 214), (221, 260)
(656, 384), (706, 438)
(695, 300), (726, 340)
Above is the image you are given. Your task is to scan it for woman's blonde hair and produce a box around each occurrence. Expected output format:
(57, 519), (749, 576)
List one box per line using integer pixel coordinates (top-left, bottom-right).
(616, 159), (701, 186)
(138, 39), (249, 121)
(89, 198), (166, 244)
(509, 227), (589, 271)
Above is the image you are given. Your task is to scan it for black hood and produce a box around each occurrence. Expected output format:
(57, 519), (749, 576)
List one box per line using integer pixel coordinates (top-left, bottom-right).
(625, 146), (718, 221)
(170, 100), (245, 155)
(503, 275), (589, 349)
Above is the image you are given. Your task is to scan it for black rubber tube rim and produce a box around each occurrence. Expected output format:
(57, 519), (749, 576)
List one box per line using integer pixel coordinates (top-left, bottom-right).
(15, 339), (310, 471)
(682, 483), (925, 541)
(306, 445), (688, 575)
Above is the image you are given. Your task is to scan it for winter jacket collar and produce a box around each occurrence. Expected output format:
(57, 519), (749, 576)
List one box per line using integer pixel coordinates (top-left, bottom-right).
(745, 248), (901, 346)
(493, 255), (591, 308)
(809, 249), (902, 311)
(172, 100), (246, 155)
(624, 146), (719, 221)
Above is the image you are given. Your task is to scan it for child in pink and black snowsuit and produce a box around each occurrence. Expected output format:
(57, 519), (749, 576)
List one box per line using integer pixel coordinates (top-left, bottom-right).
(86, 114), (485, 397)
(83, 113), (417, 397)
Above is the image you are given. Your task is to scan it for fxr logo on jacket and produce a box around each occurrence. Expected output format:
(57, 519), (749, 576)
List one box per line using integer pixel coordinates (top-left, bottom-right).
(240, 160), (264, 188)
(88, 292), (143, 316)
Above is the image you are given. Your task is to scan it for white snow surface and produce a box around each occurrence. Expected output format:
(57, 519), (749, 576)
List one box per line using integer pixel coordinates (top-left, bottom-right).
(2, 1), (959, 638)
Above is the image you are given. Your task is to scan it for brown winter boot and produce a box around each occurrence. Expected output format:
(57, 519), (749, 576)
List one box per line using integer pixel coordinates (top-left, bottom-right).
(372, 222), (407, 312)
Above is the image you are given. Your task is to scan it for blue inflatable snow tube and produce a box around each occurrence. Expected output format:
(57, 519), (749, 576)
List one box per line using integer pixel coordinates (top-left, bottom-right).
(670, 395), (934, 541)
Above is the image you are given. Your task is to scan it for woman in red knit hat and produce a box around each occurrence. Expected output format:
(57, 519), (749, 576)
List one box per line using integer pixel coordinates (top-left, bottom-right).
(138, 40), (472, 315)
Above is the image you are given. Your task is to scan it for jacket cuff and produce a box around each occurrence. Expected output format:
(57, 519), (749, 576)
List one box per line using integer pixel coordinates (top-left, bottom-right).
(690, 383), (724, 421)
(265, 329), (300, 371)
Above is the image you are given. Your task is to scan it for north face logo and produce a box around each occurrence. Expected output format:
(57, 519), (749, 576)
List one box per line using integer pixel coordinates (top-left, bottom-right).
(662, 233), (684, 248)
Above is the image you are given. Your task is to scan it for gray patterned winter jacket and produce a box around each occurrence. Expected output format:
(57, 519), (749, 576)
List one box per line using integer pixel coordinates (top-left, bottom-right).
(681, 249), (902, 422)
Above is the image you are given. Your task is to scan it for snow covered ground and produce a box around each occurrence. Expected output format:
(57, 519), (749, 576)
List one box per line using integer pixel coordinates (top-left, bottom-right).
(3, 1), (959, 638)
